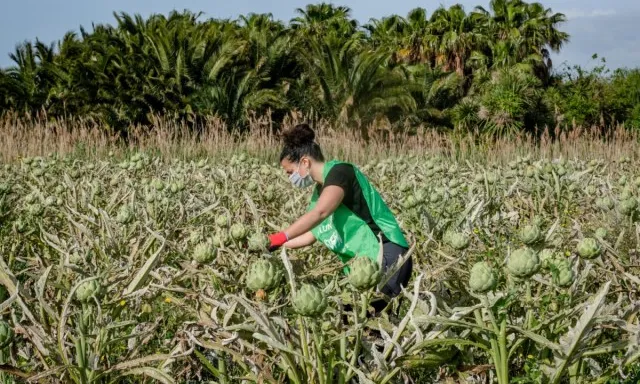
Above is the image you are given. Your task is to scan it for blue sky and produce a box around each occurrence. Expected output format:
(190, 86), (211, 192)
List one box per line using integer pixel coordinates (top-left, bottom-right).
(1, 0), (639, 71)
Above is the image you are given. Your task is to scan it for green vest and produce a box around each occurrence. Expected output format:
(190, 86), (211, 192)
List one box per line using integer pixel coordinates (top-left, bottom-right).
(307, 160), (408, 270)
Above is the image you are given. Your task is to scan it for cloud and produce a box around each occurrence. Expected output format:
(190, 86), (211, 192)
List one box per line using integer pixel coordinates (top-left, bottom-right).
(552, 9), (640, 69)
(560, 9), (617, 20)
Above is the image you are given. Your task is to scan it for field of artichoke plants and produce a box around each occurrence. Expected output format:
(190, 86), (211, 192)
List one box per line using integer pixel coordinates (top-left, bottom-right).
(0, 150), (640, 384)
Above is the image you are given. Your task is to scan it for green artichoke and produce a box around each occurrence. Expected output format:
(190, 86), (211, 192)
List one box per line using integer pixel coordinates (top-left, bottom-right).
(247, 233), (269, 252)
(246, 259), (283, 292)
(116, 205), (134, 224)
(538, 248), (557, 269)
(468, 262), (497, 293)
(551, 259), (575, 288)
(507, 248), (540, 278)
(518, 224), (543, 245)
(75, 280), (102, 303)
(293, 284), (328, 317)
(215, 214), (230, 228)
(619, 198), (638, 216)
(595, 227), (608, 239)
(69, 251), (86, 265)
(402, 195), (418, 209)
(212, 231), (230, 247)
(193, 241), (216, 264)
(596, 197), (614, 210)
(230, 223), (248, 241)
(347, 257), (381, 291)
(27, 203), (44, 217)
(576, 238), (601, 260)
(444, 231), (470, 250)
(151, 179), (164, 191)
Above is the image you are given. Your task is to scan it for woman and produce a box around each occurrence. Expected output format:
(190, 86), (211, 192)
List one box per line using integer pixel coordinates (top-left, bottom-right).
(268, 124), (413, 312)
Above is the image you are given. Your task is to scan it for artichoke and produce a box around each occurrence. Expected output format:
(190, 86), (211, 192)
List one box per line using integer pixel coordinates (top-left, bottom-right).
(27, 203), (44, 217)
(551, 259), (575, 288)
(518, 224), (543, 245)
(468, 262), (497, 293)
(576, 238), (601, 260)
(230, 223), (248, 241)
(293, 284), (328, 317)
(116, 205), (134, 224)
(539, 248), (557, 268)
(402, 195), (418, 209)
(444, 231), (470, 250)
(596, 197), (614, 210)
(151, 179), (164, 191)
(246, 259), (283, 292)
(619, 198), (638, 216)
(507, 248), (540, 278)
(0, 321), (13, 349)
(247, 233), (269, 252)
(211, 231), (230, 247)
(347, 257), (381, 290)
(193, 241), (216, 264)
(69, 251), (86, 265)
(216, 215), (229, 228)
(75, 280), (102, 303)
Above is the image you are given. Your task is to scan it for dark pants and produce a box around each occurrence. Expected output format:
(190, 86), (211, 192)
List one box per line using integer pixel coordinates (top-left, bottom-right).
(344, 241), (413, 318)
(370, 241), (413, 314)
(379, 241), (413, 297)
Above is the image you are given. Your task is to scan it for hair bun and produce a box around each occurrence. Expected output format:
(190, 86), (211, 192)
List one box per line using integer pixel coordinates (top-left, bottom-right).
(282, 123), (316, 147)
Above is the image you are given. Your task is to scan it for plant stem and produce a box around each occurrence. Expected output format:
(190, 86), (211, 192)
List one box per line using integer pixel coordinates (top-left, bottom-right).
(346, 291), (371, 382)
(298, 316), (312, 382)
(218, 351), (228, 384)
(498, 317), (509, 384)
(310, 322), (326, 384)
(478, 298), (508, 384)
(338, 335), (346, 384)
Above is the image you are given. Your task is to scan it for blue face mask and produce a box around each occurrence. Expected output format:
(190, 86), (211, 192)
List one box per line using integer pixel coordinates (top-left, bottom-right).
(289, 161), (314, 189)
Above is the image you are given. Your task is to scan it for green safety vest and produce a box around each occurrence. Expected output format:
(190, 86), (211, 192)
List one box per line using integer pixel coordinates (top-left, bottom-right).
(307, 160), (408, 272)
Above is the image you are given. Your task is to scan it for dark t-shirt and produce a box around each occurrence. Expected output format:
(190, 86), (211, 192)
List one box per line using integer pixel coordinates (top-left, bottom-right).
(315, 163), (389, 243)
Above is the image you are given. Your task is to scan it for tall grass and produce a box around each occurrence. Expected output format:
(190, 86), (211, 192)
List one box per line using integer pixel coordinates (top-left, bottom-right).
(1, 112), (638, 164)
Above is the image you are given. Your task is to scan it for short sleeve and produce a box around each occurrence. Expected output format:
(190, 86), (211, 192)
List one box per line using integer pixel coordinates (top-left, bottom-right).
(324, 164), (355, 194)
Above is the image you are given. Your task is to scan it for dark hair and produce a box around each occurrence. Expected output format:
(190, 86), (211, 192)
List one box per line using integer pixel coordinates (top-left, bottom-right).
(279, 123), (325, 162)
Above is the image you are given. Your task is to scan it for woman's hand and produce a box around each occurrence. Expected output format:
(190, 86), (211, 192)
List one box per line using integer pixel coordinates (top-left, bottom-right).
(268, 185), (344, 251)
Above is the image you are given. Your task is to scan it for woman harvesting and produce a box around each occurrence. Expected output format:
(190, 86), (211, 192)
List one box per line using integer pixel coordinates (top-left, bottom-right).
(268, 124), (413, 312)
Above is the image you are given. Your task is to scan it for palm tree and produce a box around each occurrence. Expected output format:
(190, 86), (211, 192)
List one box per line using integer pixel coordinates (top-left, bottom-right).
(297, 37), (415, 130)
(290, 3), (358, 41)
(473, 0), (569, 82)
(401, 8), (433, 64)
(404, 65), (464, 128)
(429, 5), (485, 77)
(191, 69), (287, 130)
(364, 15), (406, 62)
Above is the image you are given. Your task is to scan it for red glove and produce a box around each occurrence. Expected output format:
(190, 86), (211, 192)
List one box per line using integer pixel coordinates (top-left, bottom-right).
(268, 232), (288, 251)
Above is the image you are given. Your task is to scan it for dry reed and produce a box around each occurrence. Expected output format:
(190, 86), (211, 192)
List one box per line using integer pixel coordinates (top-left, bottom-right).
(0, 112), (638, 165)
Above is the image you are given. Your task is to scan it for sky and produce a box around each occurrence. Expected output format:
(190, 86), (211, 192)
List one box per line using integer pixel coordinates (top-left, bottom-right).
(1, 0), (639, 71)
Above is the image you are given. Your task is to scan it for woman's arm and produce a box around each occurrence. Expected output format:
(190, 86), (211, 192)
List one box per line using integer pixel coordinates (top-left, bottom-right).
(281, 185), (344, 240)
(284, 231), (316, 249)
